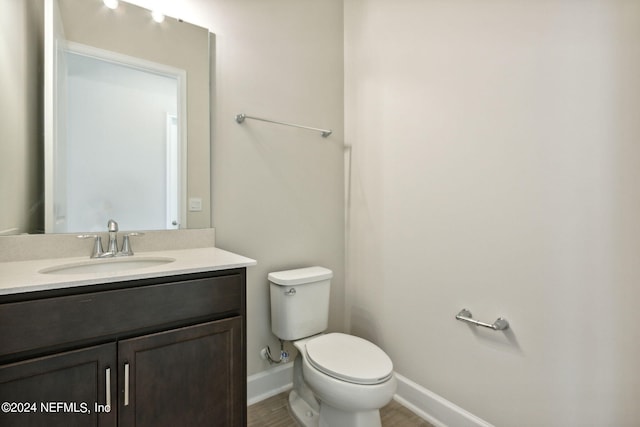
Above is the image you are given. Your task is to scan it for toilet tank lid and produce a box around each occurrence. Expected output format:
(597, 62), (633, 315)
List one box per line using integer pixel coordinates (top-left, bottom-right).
(268, 266), (333, 286)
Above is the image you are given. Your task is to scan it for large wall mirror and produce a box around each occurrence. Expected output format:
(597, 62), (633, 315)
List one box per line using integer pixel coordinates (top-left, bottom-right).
(0, 0), (212, 235)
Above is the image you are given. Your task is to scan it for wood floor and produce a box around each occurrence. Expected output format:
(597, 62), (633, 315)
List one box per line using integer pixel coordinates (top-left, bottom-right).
(247, 392), (434, 427)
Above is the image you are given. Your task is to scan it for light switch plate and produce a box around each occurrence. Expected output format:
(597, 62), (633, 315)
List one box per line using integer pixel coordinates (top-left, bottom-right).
(189, 197), (202, 212)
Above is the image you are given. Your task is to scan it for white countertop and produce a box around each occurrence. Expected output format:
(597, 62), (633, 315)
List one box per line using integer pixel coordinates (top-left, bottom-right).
(0, 247), (256, 296)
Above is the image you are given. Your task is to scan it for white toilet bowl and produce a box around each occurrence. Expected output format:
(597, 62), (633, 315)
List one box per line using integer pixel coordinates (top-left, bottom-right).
(291, 333), (397, 427)
(268, 267), (397, 427)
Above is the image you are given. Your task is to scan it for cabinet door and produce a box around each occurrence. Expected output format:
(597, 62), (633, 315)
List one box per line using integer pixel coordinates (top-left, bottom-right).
(118, 317), (243, 427)
(0, 342), (117, 427)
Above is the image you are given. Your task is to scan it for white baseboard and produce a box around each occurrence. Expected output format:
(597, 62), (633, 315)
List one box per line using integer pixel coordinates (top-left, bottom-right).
(394, 373), (494, 427)
(247, 366), (493, 427)
(247, 363), (293, 406)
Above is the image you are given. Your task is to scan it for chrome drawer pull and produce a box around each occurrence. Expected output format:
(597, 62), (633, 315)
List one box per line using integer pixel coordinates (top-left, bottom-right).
(105, 367), (111, 407)
(124, 363), (130, 406)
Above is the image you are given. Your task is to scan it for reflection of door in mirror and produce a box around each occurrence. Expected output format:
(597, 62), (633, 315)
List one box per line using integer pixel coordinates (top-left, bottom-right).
(166, 114), (179, 230)
(48, 44), (186, 233)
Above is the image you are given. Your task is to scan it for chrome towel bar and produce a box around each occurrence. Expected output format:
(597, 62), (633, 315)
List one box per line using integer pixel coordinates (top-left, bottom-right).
(235, 113), (332, 137)
(455, 309), (509, 331)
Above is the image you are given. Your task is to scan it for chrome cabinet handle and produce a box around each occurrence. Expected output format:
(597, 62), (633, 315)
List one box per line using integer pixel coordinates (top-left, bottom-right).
(105, 367), (111, 408)
(124, 363), (130, 406)
(455, 308), (509, 331)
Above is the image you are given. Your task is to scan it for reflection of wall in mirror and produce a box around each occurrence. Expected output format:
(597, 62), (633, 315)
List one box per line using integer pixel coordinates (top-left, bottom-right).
(0, 0), (44, 234)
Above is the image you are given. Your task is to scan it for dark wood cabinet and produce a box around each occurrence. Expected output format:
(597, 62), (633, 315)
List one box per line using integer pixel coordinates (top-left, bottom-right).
(119, 317), (243, 427)
(0, 269), (247, 427)
(0, 343), (117, 427)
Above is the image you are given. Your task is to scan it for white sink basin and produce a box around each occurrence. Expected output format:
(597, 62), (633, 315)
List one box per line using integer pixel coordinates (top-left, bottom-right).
(39, 257), (176, 275)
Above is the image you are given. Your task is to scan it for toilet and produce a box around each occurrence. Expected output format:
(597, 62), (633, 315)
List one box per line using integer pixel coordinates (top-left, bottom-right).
(269, 266), (397, 427)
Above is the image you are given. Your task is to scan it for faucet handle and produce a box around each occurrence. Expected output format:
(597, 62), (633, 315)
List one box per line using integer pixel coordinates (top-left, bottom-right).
(120, 232), (144, 256)
(77, 234), (105, 258)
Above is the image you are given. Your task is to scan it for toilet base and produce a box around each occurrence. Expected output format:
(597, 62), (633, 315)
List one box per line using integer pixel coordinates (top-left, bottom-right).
(289, 389), (319, 427)
(288, 389), (383, 427)
(318, 404), (382, 427)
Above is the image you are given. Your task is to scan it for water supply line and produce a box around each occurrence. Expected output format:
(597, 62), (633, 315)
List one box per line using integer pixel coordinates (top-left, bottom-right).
(263, 339), (289, 365)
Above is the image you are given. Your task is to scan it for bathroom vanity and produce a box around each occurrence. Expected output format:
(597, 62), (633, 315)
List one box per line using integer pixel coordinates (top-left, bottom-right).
(0, 245), (255, 427)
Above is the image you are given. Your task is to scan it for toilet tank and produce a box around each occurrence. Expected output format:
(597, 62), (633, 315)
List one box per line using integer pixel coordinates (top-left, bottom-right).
(269, 266), (333, 341)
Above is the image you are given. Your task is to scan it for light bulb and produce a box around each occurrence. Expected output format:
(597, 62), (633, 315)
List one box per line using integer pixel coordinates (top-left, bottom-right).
(103, 0), (118, 10)
(151, 10), (165, 23)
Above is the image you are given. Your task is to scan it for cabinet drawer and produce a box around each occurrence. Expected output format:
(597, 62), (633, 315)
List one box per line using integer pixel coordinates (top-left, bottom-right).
(0, 273), (242, 358)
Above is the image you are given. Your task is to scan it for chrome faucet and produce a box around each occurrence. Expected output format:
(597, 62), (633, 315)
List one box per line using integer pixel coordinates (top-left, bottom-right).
(77, 219), (119, 258)
(78, 220), (143, 258)
(107, 219), (119, 255)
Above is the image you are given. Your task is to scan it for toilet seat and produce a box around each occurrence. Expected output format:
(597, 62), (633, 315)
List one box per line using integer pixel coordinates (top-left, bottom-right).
(305, 333), (393, 385)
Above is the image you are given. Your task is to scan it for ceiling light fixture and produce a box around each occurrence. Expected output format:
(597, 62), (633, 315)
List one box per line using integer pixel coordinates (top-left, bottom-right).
(103, 0), (119, 10)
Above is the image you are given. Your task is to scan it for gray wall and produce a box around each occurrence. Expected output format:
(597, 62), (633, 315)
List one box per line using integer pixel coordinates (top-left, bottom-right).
(210, 0), (346, 376)
(345, 0), (640, 425)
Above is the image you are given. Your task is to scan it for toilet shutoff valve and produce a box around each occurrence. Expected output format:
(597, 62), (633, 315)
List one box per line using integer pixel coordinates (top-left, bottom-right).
(263, 340), (289, 365)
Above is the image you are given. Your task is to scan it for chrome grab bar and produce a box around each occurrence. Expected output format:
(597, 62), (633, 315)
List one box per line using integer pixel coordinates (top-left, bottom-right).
(455, 308), (509, 331)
